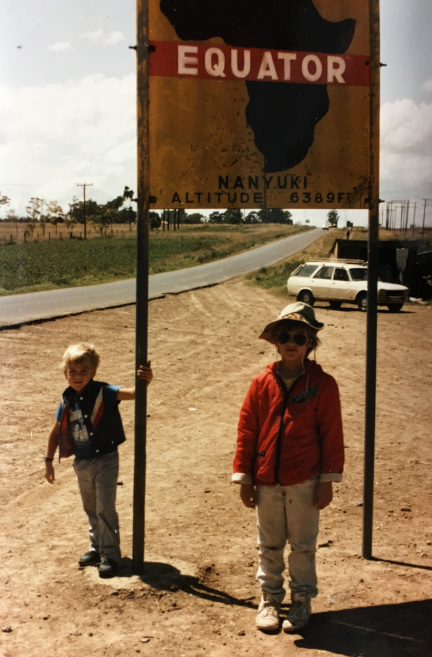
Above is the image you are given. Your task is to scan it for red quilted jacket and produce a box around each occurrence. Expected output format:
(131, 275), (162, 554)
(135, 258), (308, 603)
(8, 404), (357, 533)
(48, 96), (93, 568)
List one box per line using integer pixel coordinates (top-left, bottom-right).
(233, 360), (344, 486)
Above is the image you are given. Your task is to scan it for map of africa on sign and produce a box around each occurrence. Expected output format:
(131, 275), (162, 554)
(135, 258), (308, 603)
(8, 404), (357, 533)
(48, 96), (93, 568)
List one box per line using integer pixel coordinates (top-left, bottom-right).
(147, 0), (371, 210)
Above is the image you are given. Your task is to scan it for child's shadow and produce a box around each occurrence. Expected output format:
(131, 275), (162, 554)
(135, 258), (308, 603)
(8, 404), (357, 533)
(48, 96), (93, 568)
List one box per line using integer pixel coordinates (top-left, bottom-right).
(294, 599), (432, 657)
(117, 558), (255, 609)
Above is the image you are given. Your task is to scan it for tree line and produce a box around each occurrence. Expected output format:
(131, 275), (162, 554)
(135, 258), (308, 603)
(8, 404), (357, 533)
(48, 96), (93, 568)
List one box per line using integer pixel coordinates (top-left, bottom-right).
(0, 188), (295, 230)
(0, 187), (136, 229)
(151, 208), (293, 230)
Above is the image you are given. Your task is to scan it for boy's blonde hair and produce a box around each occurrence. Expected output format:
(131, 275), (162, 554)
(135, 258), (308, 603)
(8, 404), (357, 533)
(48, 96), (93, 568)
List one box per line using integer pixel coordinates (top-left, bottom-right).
(61, 343), (100, 374)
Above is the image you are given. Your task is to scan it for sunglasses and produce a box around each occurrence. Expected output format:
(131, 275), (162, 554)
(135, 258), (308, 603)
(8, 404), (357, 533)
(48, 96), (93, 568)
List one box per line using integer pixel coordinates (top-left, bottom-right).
(276, 332), (308, 346)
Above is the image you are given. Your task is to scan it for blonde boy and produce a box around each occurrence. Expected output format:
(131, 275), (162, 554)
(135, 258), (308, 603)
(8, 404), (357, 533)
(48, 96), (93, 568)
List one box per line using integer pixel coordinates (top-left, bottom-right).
(45, 343), (152, 578)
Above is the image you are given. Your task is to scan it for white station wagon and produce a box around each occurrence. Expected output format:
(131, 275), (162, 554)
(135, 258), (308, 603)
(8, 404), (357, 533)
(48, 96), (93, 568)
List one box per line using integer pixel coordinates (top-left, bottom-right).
(287, 260), (409, 312)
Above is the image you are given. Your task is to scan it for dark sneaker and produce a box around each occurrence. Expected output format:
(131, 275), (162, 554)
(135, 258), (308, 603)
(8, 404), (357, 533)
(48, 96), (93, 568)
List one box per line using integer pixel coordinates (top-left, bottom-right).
(282, 599), (311, 632)
(98, 557), (118, 578)
(78, 550), (100, 567)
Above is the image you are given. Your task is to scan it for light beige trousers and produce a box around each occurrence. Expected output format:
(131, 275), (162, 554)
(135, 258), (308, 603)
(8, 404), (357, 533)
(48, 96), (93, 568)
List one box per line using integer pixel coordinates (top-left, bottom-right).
(256, 478), (319, 604)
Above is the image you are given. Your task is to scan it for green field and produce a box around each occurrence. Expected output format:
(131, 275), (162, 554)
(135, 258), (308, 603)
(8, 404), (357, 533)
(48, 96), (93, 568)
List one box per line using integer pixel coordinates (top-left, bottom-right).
(0, 224), (312, 295)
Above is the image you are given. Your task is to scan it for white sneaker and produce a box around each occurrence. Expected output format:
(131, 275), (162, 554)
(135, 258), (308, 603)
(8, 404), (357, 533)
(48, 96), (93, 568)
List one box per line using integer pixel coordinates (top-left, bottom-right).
(256, 594), (280, 631)
(282, 598), (311, 632)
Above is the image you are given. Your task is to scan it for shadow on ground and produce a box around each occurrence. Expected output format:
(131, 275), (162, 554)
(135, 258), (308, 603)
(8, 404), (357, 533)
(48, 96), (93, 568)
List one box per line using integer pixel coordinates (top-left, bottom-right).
(117, 559), (255, 609)
(117, 560), (431, 656)
(294, 599), (432, 657)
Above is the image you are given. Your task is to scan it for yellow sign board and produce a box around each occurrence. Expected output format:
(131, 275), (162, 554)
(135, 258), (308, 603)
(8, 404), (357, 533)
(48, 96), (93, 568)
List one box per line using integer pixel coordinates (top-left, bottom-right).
(147, 0), (370, 209)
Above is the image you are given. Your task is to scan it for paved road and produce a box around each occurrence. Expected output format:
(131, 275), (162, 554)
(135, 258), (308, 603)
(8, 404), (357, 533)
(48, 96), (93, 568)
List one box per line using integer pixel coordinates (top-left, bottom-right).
(0, 228), (322, 328)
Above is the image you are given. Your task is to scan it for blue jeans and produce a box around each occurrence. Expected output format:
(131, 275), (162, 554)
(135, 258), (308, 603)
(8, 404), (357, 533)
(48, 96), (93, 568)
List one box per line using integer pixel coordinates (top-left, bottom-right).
(256, 479), (320, 604)
(74, 451), (121, 563)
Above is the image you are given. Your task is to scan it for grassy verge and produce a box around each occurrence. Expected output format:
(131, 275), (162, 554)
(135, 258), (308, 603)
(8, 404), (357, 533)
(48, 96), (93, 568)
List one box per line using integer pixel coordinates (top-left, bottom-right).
(0, 224), (312, 295)
(245, 228), (348, 296)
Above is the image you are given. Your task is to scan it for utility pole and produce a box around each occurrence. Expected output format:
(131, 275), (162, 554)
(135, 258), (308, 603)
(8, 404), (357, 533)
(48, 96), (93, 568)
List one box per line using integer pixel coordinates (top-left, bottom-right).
(391, 201), (408, 233)
(422, 199), (431, 239)
(77, 183), (93, 239)
(411, 202), (416, 236)
(385, 201), (392, 230)
(405, 201), (409, 235)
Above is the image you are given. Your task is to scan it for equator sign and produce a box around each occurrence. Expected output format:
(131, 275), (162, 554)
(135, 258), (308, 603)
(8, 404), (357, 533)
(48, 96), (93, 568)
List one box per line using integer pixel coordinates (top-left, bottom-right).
(147, 0), (371, 209)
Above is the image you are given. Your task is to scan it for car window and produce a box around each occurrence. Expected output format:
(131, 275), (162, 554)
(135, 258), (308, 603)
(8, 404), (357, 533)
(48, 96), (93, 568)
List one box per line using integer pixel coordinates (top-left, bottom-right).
(294, 264), (320, 277)
(350, 268), (368, 281)
(314, 266), (334, 280)
(334, 268), (349, 281)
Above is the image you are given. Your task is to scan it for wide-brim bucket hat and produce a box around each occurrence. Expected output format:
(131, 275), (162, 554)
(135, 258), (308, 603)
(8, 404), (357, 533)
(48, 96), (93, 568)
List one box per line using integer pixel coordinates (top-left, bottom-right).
(259, 302), (324, 345)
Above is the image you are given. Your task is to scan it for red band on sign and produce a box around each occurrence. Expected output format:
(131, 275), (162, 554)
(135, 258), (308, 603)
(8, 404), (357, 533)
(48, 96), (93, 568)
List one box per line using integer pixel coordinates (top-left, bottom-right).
(149, 40), (370, 86)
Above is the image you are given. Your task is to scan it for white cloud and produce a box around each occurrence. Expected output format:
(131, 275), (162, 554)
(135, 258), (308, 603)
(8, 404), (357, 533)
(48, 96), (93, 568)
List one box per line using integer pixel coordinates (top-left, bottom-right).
(422, 79), (432, 94)
(80, 29), (104, 43)
(80, 30), (125, 46)
(381, 99), (432, 152)
(380, 98), (432, 199)
(105, 31), (125, 46)
(47, 41), (72, 52)
(0, 74), (136, 215)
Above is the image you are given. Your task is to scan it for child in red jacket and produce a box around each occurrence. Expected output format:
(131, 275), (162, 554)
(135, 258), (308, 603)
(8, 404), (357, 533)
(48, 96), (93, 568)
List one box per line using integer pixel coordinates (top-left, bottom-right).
(233, 302), (344, 633)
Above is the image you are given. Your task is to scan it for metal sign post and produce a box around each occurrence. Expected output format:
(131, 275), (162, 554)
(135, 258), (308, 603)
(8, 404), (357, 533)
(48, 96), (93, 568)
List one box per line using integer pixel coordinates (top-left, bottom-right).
(362, 0), (380, 560)
(133, 0), (150, 574)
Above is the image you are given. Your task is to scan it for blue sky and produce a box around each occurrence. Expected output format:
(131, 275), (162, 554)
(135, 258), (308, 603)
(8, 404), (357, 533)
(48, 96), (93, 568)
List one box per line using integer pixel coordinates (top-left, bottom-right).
(1, 0), (431, 227)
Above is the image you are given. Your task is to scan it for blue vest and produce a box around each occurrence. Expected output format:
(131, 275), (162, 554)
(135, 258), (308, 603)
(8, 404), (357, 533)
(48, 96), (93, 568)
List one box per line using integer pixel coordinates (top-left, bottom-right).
(57, 380), (126, 460)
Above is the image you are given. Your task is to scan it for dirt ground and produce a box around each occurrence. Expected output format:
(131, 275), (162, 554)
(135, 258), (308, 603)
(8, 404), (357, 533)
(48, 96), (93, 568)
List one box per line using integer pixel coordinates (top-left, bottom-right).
(1, 279), (431, 657)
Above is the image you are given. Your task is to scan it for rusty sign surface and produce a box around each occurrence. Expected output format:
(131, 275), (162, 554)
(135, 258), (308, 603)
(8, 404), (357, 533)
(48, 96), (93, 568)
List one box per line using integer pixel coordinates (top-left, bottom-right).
(147, 0), (371, 209)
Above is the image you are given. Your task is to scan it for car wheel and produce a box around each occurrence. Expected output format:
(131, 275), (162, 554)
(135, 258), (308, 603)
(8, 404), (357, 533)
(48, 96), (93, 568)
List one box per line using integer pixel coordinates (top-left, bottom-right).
(387, 303), (404, 312)
(329, 301), (342, 310)
(357, 292), (367, 312)
(297, 290), (315, 306)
